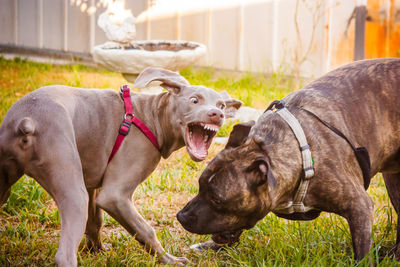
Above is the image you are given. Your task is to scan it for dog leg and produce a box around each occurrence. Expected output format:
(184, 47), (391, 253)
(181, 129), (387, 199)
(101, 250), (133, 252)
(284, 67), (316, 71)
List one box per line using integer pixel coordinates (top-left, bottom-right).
(0, 161), (23, 207)
(97, 190), (187, 265)
(29, 141), (88, 267)
(54, 183), (88, 267)
(96, 172), (187, 265)
(0, 187), (11, 207)
(342, 190), (374, 261)
(85, 188), (104, 252)
(0, 175), (13, 207)
(383, 172), (400, 258)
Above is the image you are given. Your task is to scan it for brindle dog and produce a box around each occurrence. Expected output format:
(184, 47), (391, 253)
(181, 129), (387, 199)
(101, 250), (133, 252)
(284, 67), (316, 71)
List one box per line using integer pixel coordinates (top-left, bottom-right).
(177, 58), (400, 261)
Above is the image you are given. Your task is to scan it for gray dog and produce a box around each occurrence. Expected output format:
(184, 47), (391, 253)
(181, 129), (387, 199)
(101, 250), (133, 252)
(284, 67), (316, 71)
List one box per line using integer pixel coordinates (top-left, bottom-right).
(0, 67), (242, 266)
(178, 58), (400, 261)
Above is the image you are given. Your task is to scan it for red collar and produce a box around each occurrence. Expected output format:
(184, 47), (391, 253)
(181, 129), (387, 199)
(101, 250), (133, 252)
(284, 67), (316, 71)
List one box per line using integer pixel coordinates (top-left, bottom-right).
(108, 85), (160, 163)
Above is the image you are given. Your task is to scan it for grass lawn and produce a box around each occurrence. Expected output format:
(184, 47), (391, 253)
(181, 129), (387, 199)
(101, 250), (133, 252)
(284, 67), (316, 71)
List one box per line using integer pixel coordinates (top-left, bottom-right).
(0, 57), (399, 266)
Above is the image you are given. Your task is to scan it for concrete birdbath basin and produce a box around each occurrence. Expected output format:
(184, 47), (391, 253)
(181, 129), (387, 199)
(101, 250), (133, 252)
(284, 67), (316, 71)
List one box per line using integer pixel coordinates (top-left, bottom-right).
(92, 40), (207, 83)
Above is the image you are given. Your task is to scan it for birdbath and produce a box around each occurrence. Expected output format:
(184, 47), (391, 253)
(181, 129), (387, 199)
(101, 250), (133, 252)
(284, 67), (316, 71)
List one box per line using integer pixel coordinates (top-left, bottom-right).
(92, 6), (207, 92)
(92, 40), (207, 83)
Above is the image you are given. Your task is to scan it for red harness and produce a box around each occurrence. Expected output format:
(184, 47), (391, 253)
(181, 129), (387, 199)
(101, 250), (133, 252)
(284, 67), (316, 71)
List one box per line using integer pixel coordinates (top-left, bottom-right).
(108, 85), (160, 163)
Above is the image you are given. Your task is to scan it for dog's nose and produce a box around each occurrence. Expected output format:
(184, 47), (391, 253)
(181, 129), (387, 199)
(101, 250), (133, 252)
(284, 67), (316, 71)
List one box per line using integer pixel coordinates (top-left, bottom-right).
(177, 209), (195, 228)
(207, 109), (224, 124)
(177, 210), (187, 225)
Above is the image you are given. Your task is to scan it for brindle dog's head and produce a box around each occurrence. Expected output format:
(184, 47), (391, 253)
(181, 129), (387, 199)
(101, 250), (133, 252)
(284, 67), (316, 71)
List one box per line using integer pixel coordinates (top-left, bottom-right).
(177, 121), (278, 244)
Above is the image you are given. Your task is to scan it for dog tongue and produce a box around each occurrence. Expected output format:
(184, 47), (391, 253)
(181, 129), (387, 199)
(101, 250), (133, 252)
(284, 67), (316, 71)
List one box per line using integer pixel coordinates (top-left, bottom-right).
(191, 126), (207, 156)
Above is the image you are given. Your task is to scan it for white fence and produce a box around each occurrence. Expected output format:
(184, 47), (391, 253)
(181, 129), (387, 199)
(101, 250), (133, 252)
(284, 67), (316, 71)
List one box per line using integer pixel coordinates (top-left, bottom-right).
(0, 0), (363, 78)
(0, 0), (147, 53)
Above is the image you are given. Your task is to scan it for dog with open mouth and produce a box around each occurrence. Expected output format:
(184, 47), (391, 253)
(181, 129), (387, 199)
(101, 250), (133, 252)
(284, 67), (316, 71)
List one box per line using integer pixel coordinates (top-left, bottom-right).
(0, 67), (242, 266)
(183, 96), (227, 161)
(177, 58), (400, 262)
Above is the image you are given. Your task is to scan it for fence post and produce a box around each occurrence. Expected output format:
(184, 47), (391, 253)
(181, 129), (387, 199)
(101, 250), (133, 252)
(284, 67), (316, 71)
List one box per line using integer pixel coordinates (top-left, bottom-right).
(354, 0), (366, 61)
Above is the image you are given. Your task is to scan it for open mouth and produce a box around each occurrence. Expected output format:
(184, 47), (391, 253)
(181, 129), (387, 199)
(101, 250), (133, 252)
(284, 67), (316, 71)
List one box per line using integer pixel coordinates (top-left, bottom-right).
(186, 122), (220, 161)
(211, 230), (243, 245)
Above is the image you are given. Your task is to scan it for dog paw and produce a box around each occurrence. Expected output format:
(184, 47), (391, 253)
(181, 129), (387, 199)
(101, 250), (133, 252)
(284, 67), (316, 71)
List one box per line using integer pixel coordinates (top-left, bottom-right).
(189, 240), (223, 252)
(160, 253), (188, 265)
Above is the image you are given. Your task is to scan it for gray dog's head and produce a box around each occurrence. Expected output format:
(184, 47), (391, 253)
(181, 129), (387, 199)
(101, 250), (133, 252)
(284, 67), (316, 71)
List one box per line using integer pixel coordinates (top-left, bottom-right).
(177, 121), (279, 244)
(134, 67), (242, 161)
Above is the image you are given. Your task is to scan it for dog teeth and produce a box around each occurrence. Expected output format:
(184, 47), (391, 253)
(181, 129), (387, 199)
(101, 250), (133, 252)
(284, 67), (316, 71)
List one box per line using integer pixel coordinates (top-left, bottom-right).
(203, 124), (219, 132)
(204, 135), (209, 142)
(190, 131), (193, 138)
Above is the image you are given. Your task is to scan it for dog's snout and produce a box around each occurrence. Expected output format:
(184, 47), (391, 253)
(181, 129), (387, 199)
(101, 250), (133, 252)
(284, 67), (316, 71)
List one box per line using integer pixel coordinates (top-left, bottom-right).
(177, 209), (195, 228)
(208, 109), (224, 118)
(208, 109), (224, 123)
(176, 210), (186, 224)
(177, 199), (200, 231)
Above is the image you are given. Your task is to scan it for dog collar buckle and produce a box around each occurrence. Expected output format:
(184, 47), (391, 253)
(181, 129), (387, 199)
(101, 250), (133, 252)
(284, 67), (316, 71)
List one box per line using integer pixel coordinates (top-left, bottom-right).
(119, 120), (132, 136)
(265, 100), (286, 112)
(303, 166), (315, 180)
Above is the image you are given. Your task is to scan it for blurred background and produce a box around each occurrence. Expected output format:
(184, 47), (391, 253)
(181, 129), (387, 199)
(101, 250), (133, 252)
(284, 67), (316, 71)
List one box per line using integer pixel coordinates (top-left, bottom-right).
(0, 0), (398, 78)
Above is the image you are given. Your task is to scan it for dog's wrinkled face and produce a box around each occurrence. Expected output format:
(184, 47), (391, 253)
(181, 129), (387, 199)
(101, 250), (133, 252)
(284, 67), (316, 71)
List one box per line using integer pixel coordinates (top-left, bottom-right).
(133, 67), (242, 161)
(177, 122), (277, 244)
(175, 86), (241, 161)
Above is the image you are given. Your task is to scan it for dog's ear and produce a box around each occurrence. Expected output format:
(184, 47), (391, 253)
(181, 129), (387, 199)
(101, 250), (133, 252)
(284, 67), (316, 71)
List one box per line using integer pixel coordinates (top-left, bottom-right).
(226, 121), (255, 148)
(133, 67), (190, 94)
(246, 158), (277, 189)
(258, 160), (279, 204)
(219, 91), (243, 119)
(258, 160), (277, 189)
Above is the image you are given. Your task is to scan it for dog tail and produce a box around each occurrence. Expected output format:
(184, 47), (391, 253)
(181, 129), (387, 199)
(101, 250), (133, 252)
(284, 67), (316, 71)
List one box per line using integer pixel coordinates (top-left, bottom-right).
(15, 117), (35, 148)
(16, 117), (35, 135)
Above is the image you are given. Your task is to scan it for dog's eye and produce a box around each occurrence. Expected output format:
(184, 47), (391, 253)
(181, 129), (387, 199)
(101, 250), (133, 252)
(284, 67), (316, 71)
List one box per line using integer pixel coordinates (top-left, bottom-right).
(208, 173), (216, 183)
(211, 196), (222, 205)
(190, 97), (198, 104)
(219, 104), (225, 110)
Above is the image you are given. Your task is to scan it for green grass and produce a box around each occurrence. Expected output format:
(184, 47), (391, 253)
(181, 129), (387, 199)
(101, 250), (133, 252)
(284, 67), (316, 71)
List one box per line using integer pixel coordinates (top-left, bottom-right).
(0, 57), (399, 266)
(180, 67), (298, 108)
